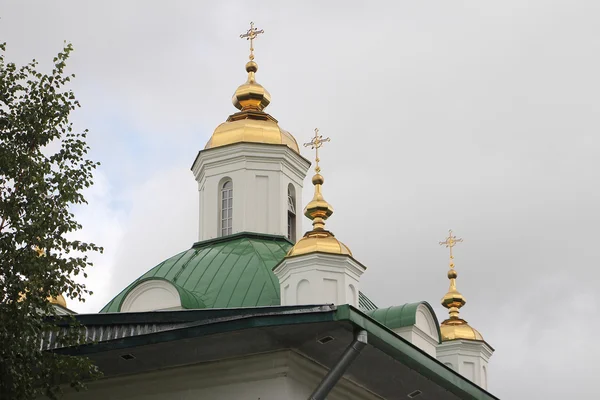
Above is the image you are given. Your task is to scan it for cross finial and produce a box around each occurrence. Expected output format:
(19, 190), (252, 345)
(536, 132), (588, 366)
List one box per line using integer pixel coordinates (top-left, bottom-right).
(240, 21), (264, 61)
(439, 229), (463, 265)
(304, 128), (331, 173)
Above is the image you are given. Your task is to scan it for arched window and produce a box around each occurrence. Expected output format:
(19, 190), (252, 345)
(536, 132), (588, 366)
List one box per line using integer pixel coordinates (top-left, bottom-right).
(287, 184), (296, 242)
(220, 180), (233, 236)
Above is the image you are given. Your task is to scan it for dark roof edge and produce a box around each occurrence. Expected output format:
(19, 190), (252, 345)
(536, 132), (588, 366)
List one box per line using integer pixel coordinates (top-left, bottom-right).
(56, 304), (332, 326)
(192, 231), (293, 249)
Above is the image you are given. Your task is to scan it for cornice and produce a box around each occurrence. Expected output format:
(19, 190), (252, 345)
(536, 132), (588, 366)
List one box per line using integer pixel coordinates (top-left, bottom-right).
(192, 142), (311, 180)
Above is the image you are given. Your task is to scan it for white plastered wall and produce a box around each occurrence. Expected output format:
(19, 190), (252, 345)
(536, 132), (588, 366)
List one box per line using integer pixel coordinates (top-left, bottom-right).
(61, 351), (381, 400)
(392, 304), (440, 357)
(192, 143), (310, 242)
(273, 253), (366, 307)
(436, 339), (494, 390)
(120, 280), (182, 312)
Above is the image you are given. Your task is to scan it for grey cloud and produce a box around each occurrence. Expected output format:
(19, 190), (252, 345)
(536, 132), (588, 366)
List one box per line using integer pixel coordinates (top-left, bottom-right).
(1, 1), (598, 398)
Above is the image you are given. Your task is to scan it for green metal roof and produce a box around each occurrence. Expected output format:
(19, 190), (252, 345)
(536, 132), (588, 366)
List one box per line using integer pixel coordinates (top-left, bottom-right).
(100, 232), (378, 313)
(366, 302), (442, 342)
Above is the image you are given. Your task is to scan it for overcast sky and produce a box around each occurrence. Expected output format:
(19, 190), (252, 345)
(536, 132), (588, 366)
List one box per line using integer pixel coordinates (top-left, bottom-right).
(2, 1), (599, 398)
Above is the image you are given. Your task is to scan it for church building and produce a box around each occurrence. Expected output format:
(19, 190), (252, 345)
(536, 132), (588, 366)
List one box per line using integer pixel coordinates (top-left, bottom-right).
(49, 23), (498, 400)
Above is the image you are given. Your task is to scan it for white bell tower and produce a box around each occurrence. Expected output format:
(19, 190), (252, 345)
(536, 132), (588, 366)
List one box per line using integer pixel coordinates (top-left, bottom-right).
(192, 142), (309, 241)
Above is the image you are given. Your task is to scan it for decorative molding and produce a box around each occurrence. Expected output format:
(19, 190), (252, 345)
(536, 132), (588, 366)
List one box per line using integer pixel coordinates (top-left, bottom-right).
(274, 252), (366, 281)
(437, 339), (494, 359)
(192, 142), (310, 183)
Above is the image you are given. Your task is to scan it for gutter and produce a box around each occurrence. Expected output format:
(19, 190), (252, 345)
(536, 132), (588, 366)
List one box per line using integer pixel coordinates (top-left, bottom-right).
(308, 330), (368, 400)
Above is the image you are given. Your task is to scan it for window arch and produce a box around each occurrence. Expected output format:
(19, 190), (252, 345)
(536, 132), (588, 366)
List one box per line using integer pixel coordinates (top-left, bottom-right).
(220, 180), (233, 236)
(482, 365), (488, 389)
(287, 184), (296, 242)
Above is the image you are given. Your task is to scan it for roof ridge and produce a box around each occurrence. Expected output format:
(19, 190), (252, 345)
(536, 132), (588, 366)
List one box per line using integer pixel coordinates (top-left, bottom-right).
(192, 231), (292, 249)
(247, 237), (284, 296)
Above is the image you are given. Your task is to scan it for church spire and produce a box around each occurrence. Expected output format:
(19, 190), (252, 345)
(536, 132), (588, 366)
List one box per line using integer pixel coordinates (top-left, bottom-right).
(439, 230), (466, 321)
(204, 22), (299, 153)
(275, 130), (363, 308)
(303, 128), (333, 232)
(233, 22), (271, 111)
(286, 129), (351, 257)
(438, 230), (484, 342)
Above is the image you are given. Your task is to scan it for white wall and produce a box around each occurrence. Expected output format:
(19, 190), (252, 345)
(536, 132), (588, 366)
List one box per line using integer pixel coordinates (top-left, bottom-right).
(192, 143), (310, 242)
(274, 252), (366, 307)
(120, 280), (182, 312)
(392, 304), (440, 358)
(436, 339), (493, 390)
(61, 351), (380, 400)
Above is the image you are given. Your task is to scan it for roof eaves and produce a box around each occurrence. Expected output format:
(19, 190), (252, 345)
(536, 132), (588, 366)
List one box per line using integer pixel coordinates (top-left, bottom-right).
(57, 304), (496, 400)
(53, 305), (338, 355)
(341, 305), (499, 400)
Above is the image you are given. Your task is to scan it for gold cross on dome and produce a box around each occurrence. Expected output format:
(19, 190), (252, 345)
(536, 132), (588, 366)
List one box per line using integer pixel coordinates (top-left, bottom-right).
(240, 21), (264, 61)
(439, 229), (463, 261)
(304, 128), (331, 173)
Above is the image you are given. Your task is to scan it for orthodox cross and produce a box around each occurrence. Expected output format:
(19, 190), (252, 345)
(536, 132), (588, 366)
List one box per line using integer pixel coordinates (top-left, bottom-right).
(304, 128), (331, 173)
(240, 21), (264, 61)
(439, 229), (463, 262)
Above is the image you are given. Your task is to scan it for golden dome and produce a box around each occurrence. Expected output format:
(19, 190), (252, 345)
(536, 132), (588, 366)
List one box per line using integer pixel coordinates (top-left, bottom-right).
(204, 61), (300, 153)
(205, 112), (299, 152)
(440, 320), (484, 341)
(287, 230), (352, 257)
(48, 294), (67, 308)
(18, 291), (68, 308)
(287, 131), (353, 258)
(232, 61), (270, 111)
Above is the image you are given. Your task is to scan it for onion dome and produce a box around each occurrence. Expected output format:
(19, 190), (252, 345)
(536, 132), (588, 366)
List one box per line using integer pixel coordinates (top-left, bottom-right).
(438, 230), (484, 342)
(204, 24), (300, 153)
(48, 294), (67, 308)
(287, 132), (351, 257)
(232, 61), (271, 111)
(18, 290), (68, 308)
